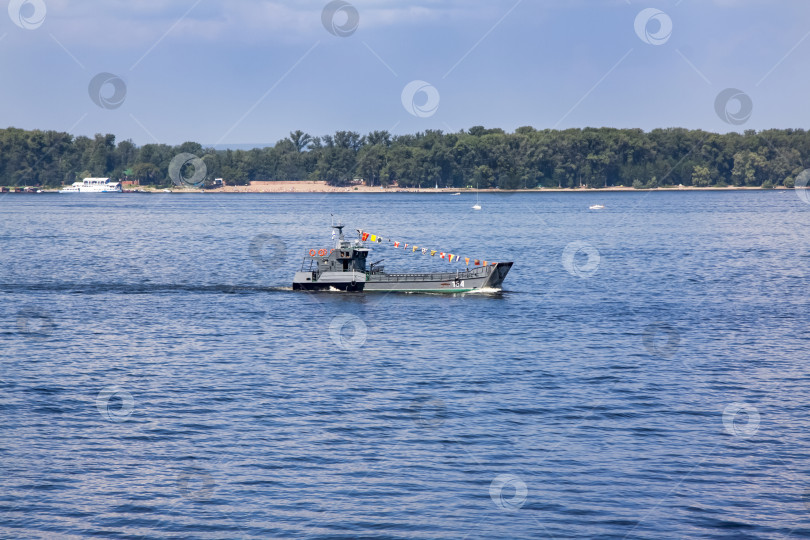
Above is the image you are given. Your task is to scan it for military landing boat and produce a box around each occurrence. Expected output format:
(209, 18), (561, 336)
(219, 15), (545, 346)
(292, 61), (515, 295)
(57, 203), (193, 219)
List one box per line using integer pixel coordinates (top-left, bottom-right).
(293, 224), (512, 293)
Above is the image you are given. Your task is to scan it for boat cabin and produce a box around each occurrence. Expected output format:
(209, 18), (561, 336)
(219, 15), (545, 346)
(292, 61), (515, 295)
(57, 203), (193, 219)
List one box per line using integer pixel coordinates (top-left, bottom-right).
(299, 224), (369, 274)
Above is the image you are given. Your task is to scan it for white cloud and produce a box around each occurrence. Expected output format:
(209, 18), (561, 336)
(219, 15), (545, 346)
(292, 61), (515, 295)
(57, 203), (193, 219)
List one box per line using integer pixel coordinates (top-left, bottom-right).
(43, 0), (503, 48)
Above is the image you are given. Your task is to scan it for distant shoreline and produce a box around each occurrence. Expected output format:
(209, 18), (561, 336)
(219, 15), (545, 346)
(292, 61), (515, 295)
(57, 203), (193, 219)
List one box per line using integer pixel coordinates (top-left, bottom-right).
(15, 181), (796, 194)
(147, 181), (791, 194)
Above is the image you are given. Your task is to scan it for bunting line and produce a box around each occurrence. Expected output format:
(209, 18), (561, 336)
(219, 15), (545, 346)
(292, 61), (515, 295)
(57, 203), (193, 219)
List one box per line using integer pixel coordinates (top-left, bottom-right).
(356, 229), (498, 266)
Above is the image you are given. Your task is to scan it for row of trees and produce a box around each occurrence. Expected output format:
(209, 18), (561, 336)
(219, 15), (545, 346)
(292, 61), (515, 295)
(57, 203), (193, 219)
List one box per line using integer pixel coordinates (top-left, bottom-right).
(1, 126), (808, 189)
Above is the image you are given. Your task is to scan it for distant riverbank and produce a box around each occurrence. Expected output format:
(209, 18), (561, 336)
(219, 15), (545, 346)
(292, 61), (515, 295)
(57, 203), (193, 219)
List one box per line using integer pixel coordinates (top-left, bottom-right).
(17, 181), (795, 194)
(157, 181), (790, 194)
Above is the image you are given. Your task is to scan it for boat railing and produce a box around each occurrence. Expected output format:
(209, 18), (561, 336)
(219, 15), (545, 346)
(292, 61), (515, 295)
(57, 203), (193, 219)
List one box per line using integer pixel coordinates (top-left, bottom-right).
(368, 266), (491, 282)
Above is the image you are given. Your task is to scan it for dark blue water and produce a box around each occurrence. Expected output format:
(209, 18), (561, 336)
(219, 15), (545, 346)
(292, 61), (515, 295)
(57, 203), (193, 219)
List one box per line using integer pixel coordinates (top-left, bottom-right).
(1, 191), (809, 539)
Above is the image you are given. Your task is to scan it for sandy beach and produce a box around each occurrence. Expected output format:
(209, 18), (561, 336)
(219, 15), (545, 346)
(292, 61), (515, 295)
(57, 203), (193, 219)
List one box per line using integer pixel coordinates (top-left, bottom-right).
(193, 181), (777, 194)
(217, 181), (391, 193)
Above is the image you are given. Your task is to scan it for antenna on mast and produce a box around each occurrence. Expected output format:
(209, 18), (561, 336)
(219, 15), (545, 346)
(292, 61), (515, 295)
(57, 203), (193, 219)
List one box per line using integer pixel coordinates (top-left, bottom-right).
(330, 214), (345, 247)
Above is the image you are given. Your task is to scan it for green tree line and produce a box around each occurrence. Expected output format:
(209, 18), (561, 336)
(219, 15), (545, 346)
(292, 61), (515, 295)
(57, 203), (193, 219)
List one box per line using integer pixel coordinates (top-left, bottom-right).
(1, 125), (807, 189)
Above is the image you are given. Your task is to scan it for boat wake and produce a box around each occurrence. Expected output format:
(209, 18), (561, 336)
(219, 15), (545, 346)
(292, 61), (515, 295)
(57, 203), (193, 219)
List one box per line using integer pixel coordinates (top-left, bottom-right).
(0, 282), (290, 295)
(391, 287), (505, 296)
(464, 287), (504, 294)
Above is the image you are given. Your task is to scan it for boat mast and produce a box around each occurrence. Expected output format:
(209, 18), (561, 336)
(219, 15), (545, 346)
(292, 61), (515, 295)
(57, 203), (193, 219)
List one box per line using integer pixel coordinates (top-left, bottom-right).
(332, 222), (345, 249)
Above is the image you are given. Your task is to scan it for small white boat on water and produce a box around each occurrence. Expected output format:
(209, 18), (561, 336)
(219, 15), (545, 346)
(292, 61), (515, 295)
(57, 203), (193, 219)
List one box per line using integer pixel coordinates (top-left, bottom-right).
(59, 178), (122, 193)
(451, 192), (461, 196)
(589, 204), (605, 210)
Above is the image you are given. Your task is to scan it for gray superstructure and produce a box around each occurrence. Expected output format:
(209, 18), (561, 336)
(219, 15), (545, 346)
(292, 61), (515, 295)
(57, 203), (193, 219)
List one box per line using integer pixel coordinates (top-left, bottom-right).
(292, 224), (512, 293)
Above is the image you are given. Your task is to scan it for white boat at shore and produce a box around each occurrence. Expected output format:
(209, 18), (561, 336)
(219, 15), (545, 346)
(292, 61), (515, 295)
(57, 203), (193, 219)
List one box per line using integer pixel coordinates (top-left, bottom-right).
(59, 178), (122, 193)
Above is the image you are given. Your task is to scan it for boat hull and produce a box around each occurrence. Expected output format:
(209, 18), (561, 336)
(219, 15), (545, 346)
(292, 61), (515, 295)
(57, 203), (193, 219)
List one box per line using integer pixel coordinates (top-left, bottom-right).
(58, 188), (122, 193)
(292, 282), (364, 292)
(292, 270), (366, 292)
(364, 262), (512, 293)
(292, 263), (512, 293)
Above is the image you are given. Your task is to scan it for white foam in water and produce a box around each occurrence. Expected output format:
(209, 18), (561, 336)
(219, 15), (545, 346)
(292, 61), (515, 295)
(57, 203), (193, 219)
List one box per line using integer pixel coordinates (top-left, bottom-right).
(466, 287), (503, 294)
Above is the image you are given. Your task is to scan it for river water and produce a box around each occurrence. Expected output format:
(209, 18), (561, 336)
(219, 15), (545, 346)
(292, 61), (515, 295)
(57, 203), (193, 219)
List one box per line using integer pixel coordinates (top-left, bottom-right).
(1, 190), (809, 538)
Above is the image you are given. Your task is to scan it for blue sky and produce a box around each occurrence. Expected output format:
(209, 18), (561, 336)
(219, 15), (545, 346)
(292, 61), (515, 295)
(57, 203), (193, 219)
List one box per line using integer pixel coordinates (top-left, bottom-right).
(2, 0), (809, 147)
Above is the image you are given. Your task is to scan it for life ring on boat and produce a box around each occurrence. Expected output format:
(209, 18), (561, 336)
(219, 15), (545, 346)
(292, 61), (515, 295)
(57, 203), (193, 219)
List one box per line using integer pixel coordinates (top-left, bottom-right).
(309, 249), (316, 256)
